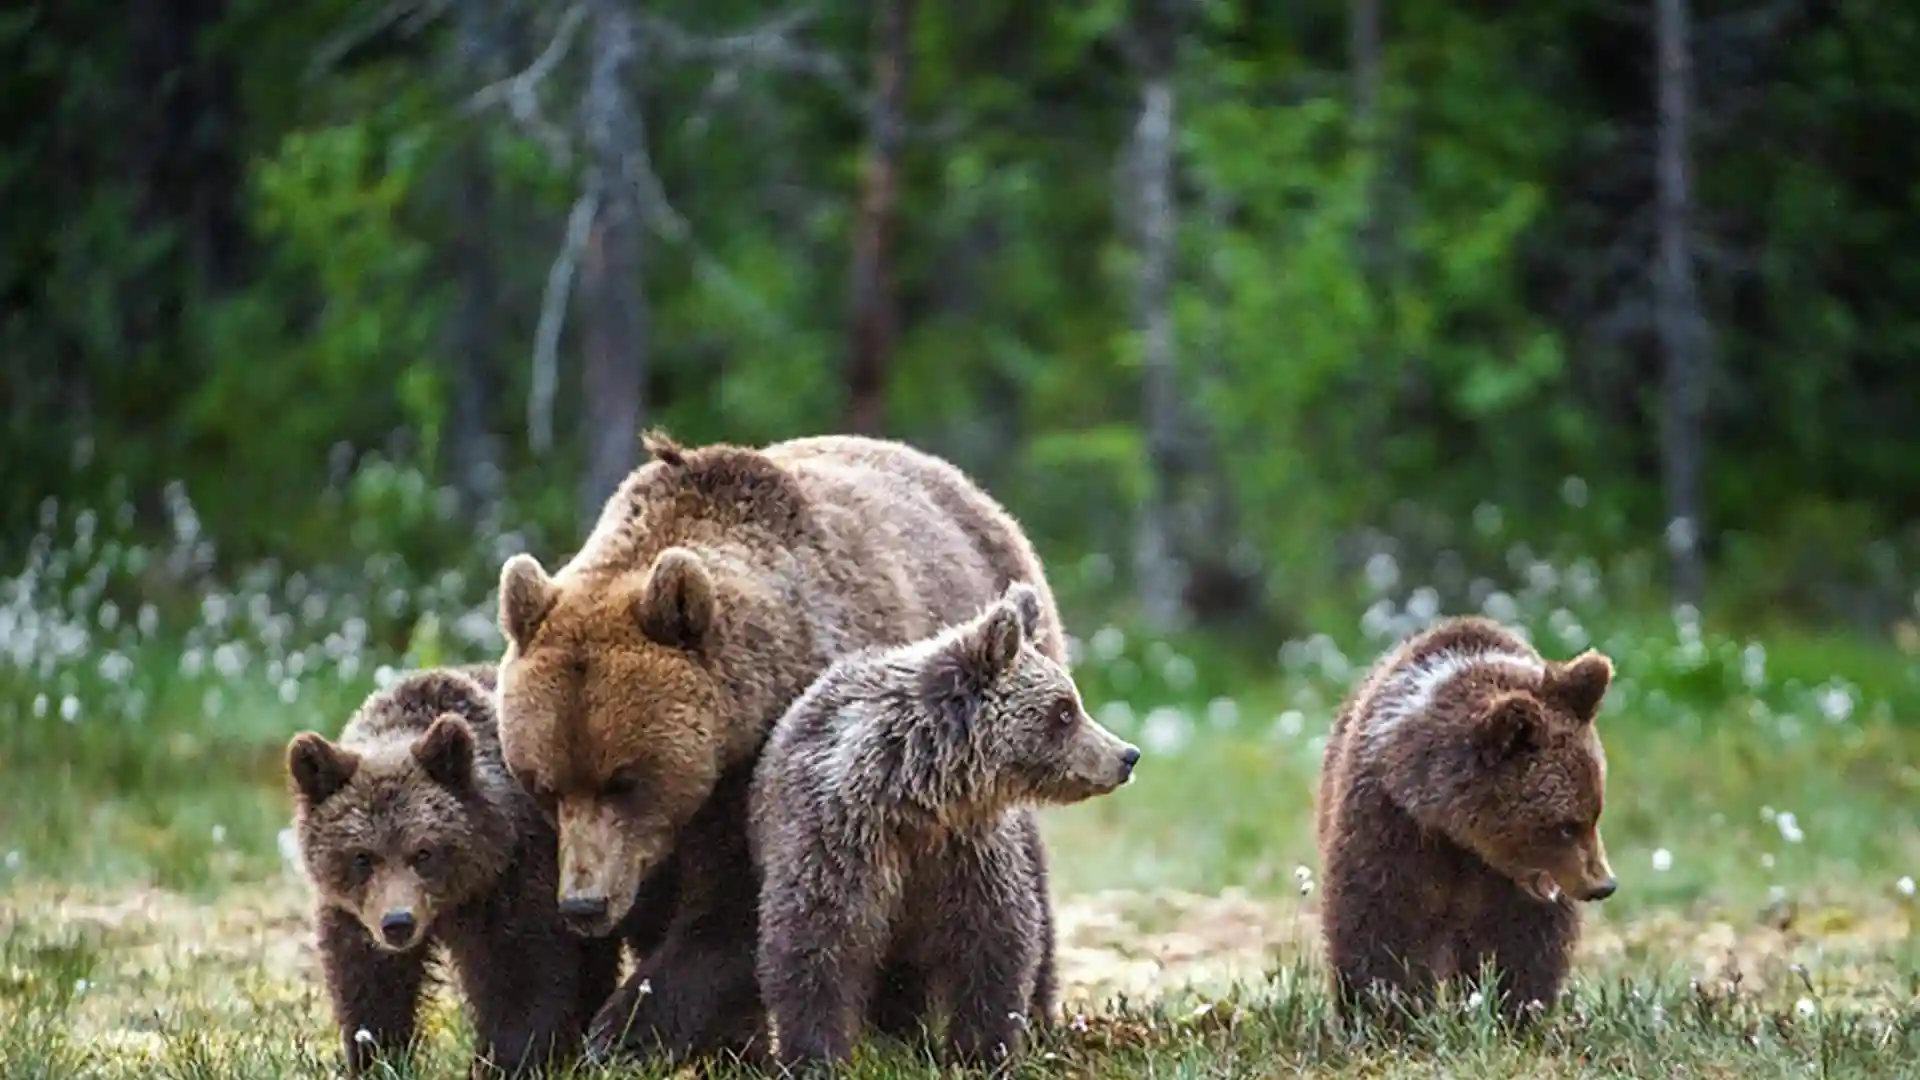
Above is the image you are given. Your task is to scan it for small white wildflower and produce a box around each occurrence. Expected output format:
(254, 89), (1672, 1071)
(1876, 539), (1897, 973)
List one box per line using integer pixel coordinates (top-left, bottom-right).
(73, 978), (90, 995)
(1205, 697), (1240, 730)
(31, 694), (47, 719)
(635, 978), (653, 997)
(1364, 552), (1401, 595)
(1070, 1014), (1090, 1033)
(1794, 997), (1816, 1018)
(1896, 876), (1915, 898)
(353, 1029), (375, 1047)
(1651, 848), (1673, 873)
(277, 827), (302, 871)
(1776, 811), (1805, 844)
(1465, 990), (1485, 1011)
(1761, 853), (1776, 869)
(1275, 710), (1305, 739)
(1769, 885), (1788, 905)
(1140, 707), (1193, 756)
(59, 695), (80, 723)
(1293, 865), (1313, 882)
(211, 825), (227, 846)
(1561, 476), (1589, 509)
(1089, 626), (1127, 663)
(3, 851), (20, 871)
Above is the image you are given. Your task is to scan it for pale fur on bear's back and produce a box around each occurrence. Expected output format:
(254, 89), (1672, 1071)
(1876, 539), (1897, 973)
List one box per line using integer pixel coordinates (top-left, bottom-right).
(1316, 615), (1618, 1024)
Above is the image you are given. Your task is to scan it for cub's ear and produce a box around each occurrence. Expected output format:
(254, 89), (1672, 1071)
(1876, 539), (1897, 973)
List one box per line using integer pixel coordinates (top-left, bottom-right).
(414, 713), (476, 790)
(1474, 691), (1545, 764)
(500, 554), (558, 649)
(972, 595), (1029, 683)
(1550, 651), (1614, 721)
(1001, 581), (1045, 640)
(287, 732), (359, 804)
(636, 547), (716, 649)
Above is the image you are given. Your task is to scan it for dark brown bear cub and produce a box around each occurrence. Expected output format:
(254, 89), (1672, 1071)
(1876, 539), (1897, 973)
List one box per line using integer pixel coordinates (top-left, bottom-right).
(750, 582), (1140, 1071)
(1316, 616), (1619, 1025)
(286, 665), (622, 1077)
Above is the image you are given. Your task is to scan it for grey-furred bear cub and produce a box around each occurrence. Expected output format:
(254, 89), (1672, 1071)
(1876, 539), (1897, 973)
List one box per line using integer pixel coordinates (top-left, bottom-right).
(749, 581), (1141, 1072)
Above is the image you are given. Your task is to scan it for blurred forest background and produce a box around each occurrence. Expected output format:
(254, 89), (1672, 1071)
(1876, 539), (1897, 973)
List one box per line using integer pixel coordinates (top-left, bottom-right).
(7, 0), (1920, 651)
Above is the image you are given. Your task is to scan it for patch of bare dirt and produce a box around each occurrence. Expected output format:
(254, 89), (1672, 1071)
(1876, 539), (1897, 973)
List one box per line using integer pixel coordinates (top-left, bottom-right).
(3, 874), (1915, 1035)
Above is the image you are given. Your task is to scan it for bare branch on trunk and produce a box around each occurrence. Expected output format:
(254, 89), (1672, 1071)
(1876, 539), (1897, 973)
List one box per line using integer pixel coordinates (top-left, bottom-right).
(529, 189), (599, 454)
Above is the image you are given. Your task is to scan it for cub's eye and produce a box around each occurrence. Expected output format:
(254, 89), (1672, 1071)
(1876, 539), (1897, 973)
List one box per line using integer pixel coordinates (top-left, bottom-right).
(409, 847), (436, 870)
(602, 769), (640, 799)
(350, 852), (375, 877)
(1050, 696), (1078, 728)
(1556, 822), (1584, 842)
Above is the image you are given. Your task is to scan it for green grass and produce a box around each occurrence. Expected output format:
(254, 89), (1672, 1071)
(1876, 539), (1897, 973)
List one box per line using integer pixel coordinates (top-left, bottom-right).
(5, 515), (1920, 1076)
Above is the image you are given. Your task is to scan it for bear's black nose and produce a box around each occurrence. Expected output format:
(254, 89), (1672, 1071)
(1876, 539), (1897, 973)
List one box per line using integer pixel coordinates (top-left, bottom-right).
(380, 910), (417, 946)
(1585, 877), (1618, 902)
(1120, 746), (1141, 768)
(559, 895), (609, 925)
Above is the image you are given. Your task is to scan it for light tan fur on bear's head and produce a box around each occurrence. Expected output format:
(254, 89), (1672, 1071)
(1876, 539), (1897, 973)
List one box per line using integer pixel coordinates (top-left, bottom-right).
(288, 677), (517, 952)
(1363, 621), (1618, 906)
(494, 431), (822, 936)
(496, 546), (727, 935)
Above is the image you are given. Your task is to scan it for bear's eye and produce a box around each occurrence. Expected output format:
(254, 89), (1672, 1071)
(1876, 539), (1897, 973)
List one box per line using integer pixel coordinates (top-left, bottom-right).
(409, 847), (436, 870)
(602, 769), (640, 799)
(1556, 821), (1584, 841)
(350, 851), (375, 877)
(1050, 696), (1078, 728)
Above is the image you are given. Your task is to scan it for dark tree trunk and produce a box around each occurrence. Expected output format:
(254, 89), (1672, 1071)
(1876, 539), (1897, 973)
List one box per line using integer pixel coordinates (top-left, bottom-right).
(577, 0), (648, 523)
(1655, 0), (1708, 606)
(445, 0), (506, 518)
(844, 0), (917, 437)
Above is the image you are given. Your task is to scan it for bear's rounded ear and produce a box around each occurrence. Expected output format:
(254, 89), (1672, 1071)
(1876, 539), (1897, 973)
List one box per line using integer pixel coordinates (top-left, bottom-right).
(1474, 691), (1544, 764)
(637, 547), (715, 649)
(287, 732), (359, 804)
(500, 554), (558, 649)
(414, 713), (476, 790)
(1001, 581), (1045, 640)
(970, 597), (1027, 681)
(1550, 651), (1614, 721)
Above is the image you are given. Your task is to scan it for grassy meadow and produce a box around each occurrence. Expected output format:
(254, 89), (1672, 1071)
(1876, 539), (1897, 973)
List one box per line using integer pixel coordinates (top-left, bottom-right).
(3, 492), (1920, 1079)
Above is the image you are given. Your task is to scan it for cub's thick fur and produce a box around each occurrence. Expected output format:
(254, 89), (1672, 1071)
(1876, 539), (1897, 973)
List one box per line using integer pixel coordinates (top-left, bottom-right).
(286, 665), (622, 1077)
(494, 432), (1069, 1063)
(1316, 616), (1618, 1024)
(750, 583), (1140, 1070)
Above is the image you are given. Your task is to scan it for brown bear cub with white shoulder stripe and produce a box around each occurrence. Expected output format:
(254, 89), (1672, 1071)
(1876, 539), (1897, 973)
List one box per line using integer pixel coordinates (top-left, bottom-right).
(1316, 615), (1619, 1025)
(750, 582), (1141, 1071)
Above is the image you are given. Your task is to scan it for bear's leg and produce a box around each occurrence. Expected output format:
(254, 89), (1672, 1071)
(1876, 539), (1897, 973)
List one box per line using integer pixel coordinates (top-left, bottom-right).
(1463, 896), (1578, 1025)
(756, 848), (893, 1072)
(1321, 881), (1440, 1028)
(865, 956), (930, 1045)
(443, 899), (623, 1077)
(316, 906), (429, 1077)
(926, 847), (1040, 1069)
(588, 877), (770, 1066)
(1019, 813), (1059, 1030)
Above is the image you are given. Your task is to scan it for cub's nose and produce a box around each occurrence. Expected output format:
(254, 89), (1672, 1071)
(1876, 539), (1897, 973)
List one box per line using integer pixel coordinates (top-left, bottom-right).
(379, 910), (417, 947)
(1118, 745), (1142, 779)
(558, 895), (609, 927)
(1584, 877), (1618, 902)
